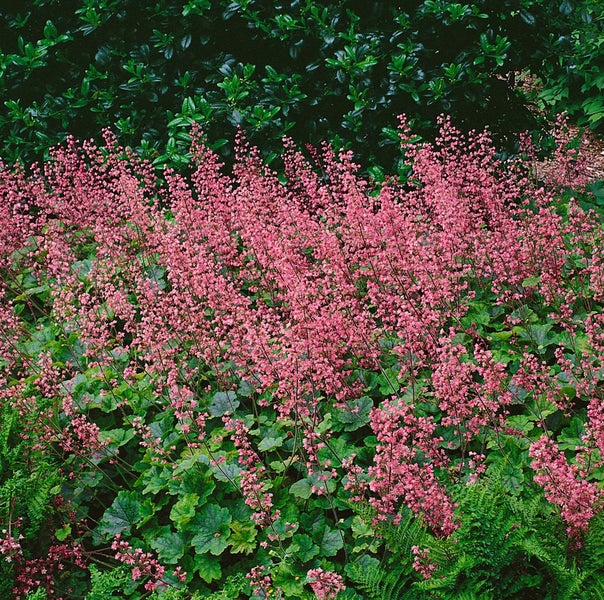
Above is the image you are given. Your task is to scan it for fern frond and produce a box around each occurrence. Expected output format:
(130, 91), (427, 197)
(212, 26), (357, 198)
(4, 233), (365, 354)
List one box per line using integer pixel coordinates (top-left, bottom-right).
(26, 465), (60, 534)
(85, 565), (131, 600)
(581, 576), (604, 600)
(347, 560), (415, 600)
(583, 512), (604, 574)
(454, 478), (523, 572)
(451, 590), (494, 600)
(380, 507), (429, 557)
(412, 552), (479, 594)
(517, 537), (586, 600)
(348, 499), (377, 524)
(206, 573), (247, 599)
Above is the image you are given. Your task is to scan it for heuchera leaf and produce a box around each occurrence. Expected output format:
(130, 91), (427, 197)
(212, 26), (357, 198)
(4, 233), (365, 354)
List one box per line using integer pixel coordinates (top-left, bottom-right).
(289, 478), (312, 499)
(149, 526), (185, 563)
(208, 391), (239, 416)
(96, 491), (154, 538)
(320, 526), (344, 556)
(257, 434), (285, 451)
(333, 396), (373, 431)
(191, 504), (231, 555)
(170, 492), (199, 530)
(501, 463), (525, 494)
(228, 521), (257, 554)
(54, 524), (71, 541)
(291, 533), (319, 561)
(194, 554), (222, 583)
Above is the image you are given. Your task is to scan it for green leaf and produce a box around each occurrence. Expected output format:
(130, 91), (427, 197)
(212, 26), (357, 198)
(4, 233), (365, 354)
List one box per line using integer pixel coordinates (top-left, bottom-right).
(104, 427), (134, 447)
(54, 524), (71, 541)
(291, 533), (319, 561)
(274, 562), (306, 596)
(559, 0), (574, 16)
(170, 492), (199, 530)
(210, 460), (241, 482)
(289, 478), (312, 499)
(191, 504), (231, 555)
(501, 463), (525, 494)
(527, 324), (555, 349)
(334, 396), (373, 431)
(194, 554), (222, 583)
(258, 434), (285, 452)
(208, 391), (239, 416)
(320, 526), (344, 556)
(149, 526), (185, 563)
(558, 417), (585, 451)
(44, 20), (58, 39)
(505, 415), (534, 434)
(140, 466), (171, 495)
(521, 276), (540, 288)
(96, 491), (154, 538)
(228, 521), (257, 554)
(351, 515), (373, 538)
(308, 471), (336, 495)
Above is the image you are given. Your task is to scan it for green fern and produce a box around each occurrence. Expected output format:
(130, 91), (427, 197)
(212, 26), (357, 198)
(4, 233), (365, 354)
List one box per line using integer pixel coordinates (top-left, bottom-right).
(449, 591), (494, 600)
(204, 573), (247, 599)
(346, 503), (433, 599)
(580, 577), (604, 600)
(346, 557), (415, 600)
(412, 553), (480, 596)
(25, 588), (48, 600)
(25, 465), (60, 536)
(85, 565), (132, 600)
(378, 507), (429, 558)
(583, 512), (604, 573)
(579, 513), (604, 599)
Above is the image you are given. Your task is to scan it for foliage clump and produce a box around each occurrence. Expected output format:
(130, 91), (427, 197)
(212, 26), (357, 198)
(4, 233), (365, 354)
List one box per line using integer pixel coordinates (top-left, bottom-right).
(0, 119), (603, 598)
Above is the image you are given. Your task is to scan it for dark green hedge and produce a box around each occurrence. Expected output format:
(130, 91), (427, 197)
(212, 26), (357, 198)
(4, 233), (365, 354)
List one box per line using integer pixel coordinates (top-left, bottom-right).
(0, 1), (601, 169)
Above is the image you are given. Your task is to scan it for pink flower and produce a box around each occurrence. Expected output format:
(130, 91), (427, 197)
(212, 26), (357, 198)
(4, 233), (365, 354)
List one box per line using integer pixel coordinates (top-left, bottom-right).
(307, 568), (345, 599)
(530, 437), (603, 537)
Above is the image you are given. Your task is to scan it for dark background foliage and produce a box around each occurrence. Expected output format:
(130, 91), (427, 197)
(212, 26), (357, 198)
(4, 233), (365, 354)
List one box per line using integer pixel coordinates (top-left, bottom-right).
(0, 0), (601, 169)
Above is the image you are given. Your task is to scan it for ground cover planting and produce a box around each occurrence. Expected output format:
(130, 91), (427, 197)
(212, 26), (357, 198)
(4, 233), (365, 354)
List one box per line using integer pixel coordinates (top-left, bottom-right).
(1, 117), (604, 598)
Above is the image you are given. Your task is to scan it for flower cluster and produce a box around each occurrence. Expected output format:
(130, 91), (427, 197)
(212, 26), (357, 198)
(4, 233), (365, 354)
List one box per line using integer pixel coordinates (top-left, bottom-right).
(0, 114), (602, 596)
(0, 529), (23, 563)
(223, 416), (278, 526)
(368, 397), (456, 536)
(12, 542), (86, 599)
(306, 568), (346, 599)
(529, 436), (603, 537)
(411, 545), (438, 579)
(111, 535), (169, 592)
(246, 565), (281, 598)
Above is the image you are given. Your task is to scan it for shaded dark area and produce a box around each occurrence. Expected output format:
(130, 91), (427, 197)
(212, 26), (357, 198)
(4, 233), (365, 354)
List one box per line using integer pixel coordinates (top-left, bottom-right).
(0, 0), (601, 170)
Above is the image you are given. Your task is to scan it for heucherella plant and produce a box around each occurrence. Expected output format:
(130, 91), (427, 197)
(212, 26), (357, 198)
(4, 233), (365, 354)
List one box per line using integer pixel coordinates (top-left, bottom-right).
(0, 116), (603, 599)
